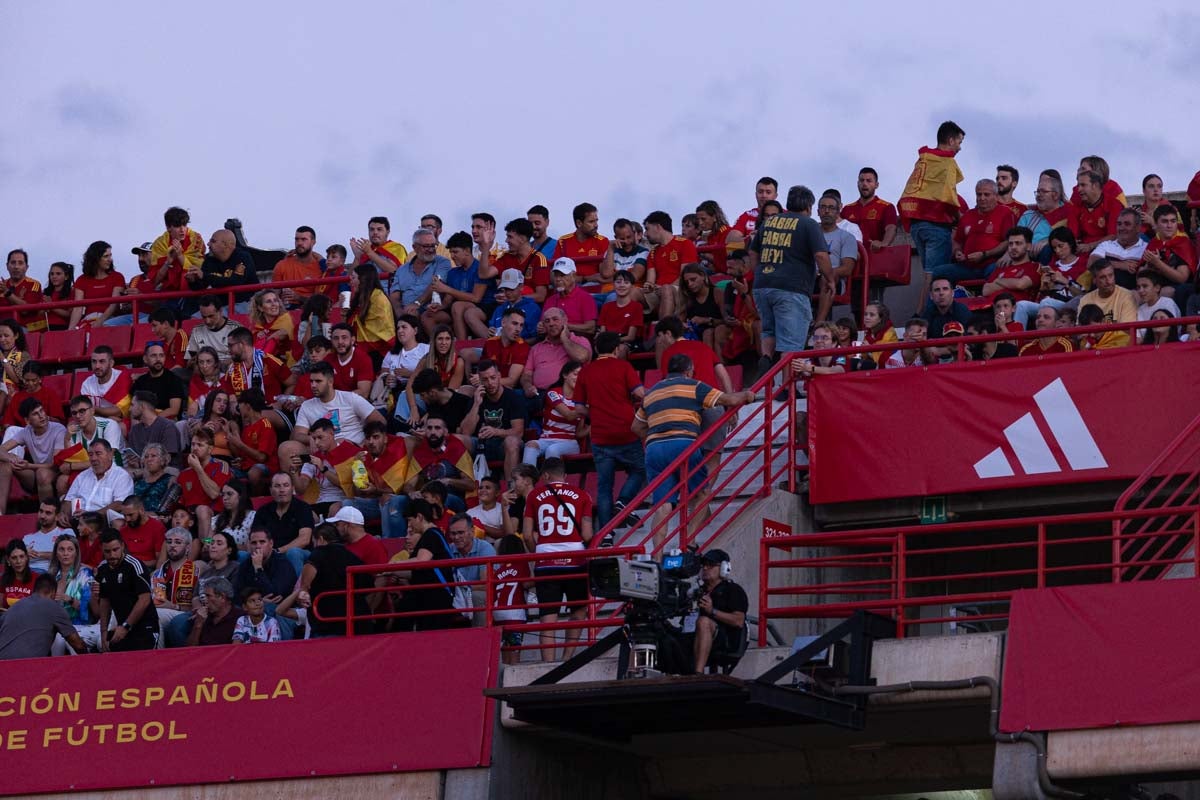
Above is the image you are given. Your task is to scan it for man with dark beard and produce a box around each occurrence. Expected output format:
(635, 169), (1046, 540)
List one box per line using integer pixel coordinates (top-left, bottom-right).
(272, 226), (324, 308)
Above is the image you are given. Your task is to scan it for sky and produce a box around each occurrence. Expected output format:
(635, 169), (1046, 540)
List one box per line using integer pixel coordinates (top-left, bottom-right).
(3, 1), (1198, 285)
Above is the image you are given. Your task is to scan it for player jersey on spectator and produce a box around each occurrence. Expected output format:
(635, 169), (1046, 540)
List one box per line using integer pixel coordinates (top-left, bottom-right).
(524, 482), (593, 567)
(552, 234), (609, 279)
(647, 237), (698, 286)
(841, 197), (898, 245)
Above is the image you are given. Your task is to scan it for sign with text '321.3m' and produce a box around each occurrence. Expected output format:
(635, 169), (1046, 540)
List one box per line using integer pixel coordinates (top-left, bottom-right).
(762, 518), (793, 539)
(0, 628), (500, 795)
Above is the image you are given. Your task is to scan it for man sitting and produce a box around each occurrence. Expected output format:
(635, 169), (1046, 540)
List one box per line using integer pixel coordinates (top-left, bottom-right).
(935, 178), (1016, 285)
(464, 360), (525, 481)
(148, 308), (189, 372)
(520, 308), (591, 415)
(189, 230), (256, 313)
(921, 277), (971, 339)
(1078, 258), (1138, 335)
(152, 527), (207, 645)
(57, 394), (125, 497)
(0, 399), (65, 515)
(120, 494), (168, 570)
(294, 418), (357, 519)
(78, 346), (132, 420)
(324, 323), (375, 398)
(543, 258), (597, 336)
(1018, 307), (1074, 357)
(410, 369), (473, 435)
(131, 342), (188, 420)
(177, 429), (232, 541)
(62, 440), (133, 527)
(689, 549), (749, 675)
(234, 528), (297, 611)
(982, 227), (1040, 304)
(480, 307), (530, 390)
(885, 319), (937, 368)
(127, 390), (182, 466)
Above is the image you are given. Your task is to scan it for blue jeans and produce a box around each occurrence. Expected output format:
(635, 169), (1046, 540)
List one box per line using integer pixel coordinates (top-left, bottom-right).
(910, 220), (954, 275)
(752, 288), (813, 354)
(646, 439), (706, 506)
(393, 393), (426, 423)
(931, 261), (999, 285)
(104, 313), (149, 326)
(593, 441), (647, 528)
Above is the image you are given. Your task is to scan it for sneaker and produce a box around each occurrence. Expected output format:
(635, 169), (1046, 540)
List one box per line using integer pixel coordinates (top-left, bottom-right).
(614, 501), (642, 525)
(599, 534), (615, 548)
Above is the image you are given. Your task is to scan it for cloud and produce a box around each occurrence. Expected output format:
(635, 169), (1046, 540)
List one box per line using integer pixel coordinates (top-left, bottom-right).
(54, 84), (132, 134)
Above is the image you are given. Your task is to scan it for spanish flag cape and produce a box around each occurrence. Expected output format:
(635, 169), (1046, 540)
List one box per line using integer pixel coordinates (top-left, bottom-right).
(898, 147), (964, 228)
(359, 240), (409, 273)
(53, 442), (92, 487)
(85, 369), (133, 418)
(411, 435), (477, 501)
(149, 229), (206, 290)
(366, 435), (413, 494)
(301, 440), (363, 504)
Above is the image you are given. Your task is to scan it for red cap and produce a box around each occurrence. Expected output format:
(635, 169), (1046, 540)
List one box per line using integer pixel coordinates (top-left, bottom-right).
(942, 321), (965, 336)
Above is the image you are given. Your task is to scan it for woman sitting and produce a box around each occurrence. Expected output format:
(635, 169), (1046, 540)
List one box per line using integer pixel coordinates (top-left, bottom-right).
(522, 361), (586, 466)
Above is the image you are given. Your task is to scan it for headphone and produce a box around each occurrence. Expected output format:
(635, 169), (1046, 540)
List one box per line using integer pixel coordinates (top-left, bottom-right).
(719, 560), (732, 579)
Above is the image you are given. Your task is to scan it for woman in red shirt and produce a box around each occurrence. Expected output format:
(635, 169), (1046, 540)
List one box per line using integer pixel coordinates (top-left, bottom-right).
(187, 346), (225, 418)
(1, 540), (37, 610)
(68, 241), (126, 329)
(251, 289), (295, 366)
(694, 200), (744, 275)
(43, 261), (76, 331)
(862, 302), (899, 366)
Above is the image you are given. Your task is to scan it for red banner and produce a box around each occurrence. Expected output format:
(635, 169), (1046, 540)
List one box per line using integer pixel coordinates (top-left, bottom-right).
(1000, 579), (1200, 732)
(0, 628), (500, 795)
(808, 344), (1200, 504)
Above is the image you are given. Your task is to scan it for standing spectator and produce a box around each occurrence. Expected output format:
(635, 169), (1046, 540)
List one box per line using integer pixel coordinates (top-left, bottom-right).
(841, 168), (899, 251)
(656, 317), (735, 468)
(347, 264), (396, 365)
(448, 509), (500, 619)
(747, 185), (833, 373)
(0, 399), (65, 514)
(463, 360), (526, 481)
(299, 523), (371, 637)
(899, 121), (966, 308)
(492, 534), (533, 663)
(0, 574), (88, 660)
(552, 202), (613, 288)
(95, 531), (159, 651)
(351, 216), (410, 284)
(521, 457), (593, 661)
(2, 248), (46, 333)
(69, 241), (127, 329)
(393, 499), (456, 631)
(732, 177), (779, 239)
(147, 206), (205, 299)
(23, 499), (73, 573)
(61, 440), (133, 526)
(186, 296), (244, 370)
(272, 226), (324, 308)
(633, 354), (754, 549)
(544, 258), (598, 336)
(522, 361), (585, 466)
(575, 332), (646, 528)
(184, 577), (241, 647)
(188, 230), (256, 313)
(256, 472), (315, 578)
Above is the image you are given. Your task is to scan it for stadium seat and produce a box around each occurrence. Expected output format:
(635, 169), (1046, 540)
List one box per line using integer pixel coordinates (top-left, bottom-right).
(73, 369), (93, 395)
(130, 324), (158, 354)
(868, 244), (912, 286)
(40, 373), (73, 406)
(182, 318), (203, 336)
(643, 369), (663, 390)
(88, 326), (131, 355)
(457, 338), (486, 353)
(230, 313), (251, 328)
(0, 514), (36, 545)
(25, 331), (42, 358)
(328, 306), (344, 325)
(126, 366), (149, 382)
(40, 330), (88, 362)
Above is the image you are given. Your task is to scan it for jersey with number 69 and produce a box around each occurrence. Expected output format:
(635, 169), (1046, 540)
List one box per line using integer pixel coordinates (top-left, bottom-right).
(524, 482), (594, 567)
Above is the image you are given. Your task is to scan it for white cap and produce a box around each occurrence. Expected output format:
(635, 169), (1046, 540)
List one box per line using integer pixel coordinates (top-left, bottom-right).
(497, 268), (523, 290)
(552, 257), (577, 275)
(325, 507), (364, 526)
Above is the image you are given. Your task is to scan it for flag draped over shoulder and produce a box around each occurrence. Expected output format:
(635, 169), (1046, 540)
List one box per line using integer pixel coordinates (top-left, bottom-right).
(899, 147), (964, 227)
(411, 436), (477, 501)
(53, 443), (90, 483)
(325, 440), (364, 497)
(366, 436), (412, 494)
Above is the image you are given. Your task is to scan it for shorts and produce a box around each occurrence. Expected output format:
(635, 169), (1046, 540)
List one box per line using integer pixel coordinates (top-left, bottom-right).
(230, 463), (268, 481)
(699, 407), (727, 453)
(646, 439), (708, 506)
(533, 566), (589, 616)
(481, 437), (506, 463)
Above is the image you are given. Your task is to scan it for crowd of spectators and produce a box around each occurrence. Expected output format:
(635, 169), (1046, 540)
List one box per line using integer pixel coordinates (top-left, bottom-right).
(0, 130), (1197, 658)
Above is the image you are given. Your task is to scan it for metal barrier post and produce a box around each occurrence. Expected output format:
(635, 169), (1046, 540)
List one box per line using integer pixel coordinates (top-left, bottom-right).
(895, 534), (907, 638)
(345, 577), (357, 638)
(1036, 523), (1046, 589)
(484, 562), (495, 629)
(758, 537), (769, 647)
(787, 361), (797, 495)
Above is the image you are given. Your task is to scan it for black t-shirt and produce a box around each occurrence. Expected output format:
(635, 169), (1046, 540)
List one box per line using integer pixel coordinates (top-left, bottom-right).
(307, 544), (371, 636)
(256, 500), (317, 550)
(131, 371), (188, 413)
(750, 212), (829, 294)
(408, 527), (454, 611)
(475, 388), (525, 436)
(96, 556), (159, 636)
(427, 391), (473, 435)
(707, 579), (749, 639)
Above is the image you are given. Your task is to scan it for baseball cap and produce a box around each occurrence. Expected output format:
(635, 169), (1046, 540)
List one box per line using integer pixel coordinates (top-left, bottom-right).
(942, 321), (965, 336)
(131, 242), (153, 255)
(552, 257), (577, 275)
(497, 268), (524, 290)
(700, 549), (730, 565)
(326, 507), (364, 525)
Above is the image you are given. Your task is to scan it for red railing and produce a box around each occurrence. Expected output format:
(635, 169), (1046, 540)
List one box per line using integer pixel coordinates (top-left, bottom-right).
(310, 546), (643, 654)
(758, 505), (1200, 643)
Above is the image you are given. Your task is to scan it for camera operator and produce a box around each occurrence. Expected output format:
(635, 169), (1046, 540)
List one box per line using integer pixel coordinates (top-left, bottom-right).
(688, 549), (748, 674)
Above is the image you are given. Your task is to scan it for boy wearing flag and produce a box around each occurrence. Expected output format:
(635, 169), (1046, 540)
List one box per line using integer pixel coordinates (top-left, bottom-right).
(899, 120), (966, 315)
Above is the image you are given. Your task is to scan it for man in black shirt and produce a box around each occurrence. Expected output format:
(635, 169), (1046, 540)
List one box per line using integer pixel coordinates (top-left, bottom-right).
(300, 523), (371, 637)
(187, 229), (257, 309)
(131, 343), (188, 420)
(95, 531), (160, 651)
(410, 368), (473, 435)
(461, 360), (525, 480)
(394, 499), (455, 631)
(255, 472), (315, 579)
(691, 549), (748, 674)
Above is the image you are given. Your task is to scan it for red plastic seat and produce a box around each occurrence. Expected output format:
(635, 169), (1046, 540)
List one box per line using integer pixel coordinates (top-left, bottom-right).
(73, 369), (93, 395)
(642, 369), (663, 390)
(25, 331), (43, 359)
(130, 324), (158, 355)
(40, 330), (88, 362)
(40, 373), (73, 405)
(725, 364), (744, 391)
(0, 514), (36, 545)
(868, 244), (912, 286)
(88, 326), (131, 356)
(182, 318), (203, 336)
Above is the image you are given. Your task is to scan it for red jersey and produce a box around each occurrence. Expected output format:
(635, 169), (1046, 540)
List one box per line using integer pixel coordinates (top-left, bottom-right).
(661, 340), (722, 388)
(524, 482), (594, 567)
(840, 197), (899, 245)
(3, 276), (46, 332)
(552, 234), (610, 278)
(1069, 195), (1124, 244)
(1070, 178), (1126, 208)
(482, 337), (530, 375)
(494, 560), (531, 612)
(1143, 233), (1196, 271)
(954, 205), (1017, 255)
(239, 417), (279, 473)
(163, 329), (188, 370)
(573, 356), (642, 447)
(989, 262), (1041, 303)
(1019, 337), (1074, 357)
(324, 347), (375, 392)
(647, 237), (698, 286)
(598, 299), (644, 335)
(345, 534), (389, 566)
(189, 373), (222, 406)
(74, 272), (127, 315)
(178, 459), (232, 509)
(122, 518), (167, 564)
(494, 250), (550, 294)
(79, 536), (103, 569)
(3, 577), (36, 608)
(703, 226), (739, 274)
(733, 208), (760, 238)
(997, 197), (1028, 222)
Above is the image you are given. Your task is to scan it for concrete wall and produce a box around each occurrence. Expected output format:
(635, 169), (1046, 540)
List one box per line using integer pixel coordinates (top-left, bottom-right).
(13, 773), (443, 800)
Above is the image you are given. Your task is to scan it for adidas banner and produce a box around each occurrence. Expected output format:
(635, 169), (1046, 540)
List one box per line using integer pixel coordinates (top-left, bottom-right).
(807, 343), (1200, 504)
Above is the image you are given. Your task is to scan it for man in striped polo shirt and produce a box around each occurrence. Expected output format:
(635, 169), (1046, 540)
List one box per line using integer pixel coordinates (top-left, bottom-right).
(633, 354), (754, 549)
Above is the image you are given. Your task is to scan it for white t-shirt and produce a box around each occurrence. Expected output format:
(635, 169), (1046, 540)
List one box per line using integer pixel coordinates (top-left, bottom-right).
(380, 343), (430, 378)
(467, 503), (503, 534)
(1091, 238), (1147, 262)
(78, 369), (128, 416)
(301, 460), (348, 504)
(296, 390), (377, 445)
(69, 417), (125, 453)
(23, 528), (72, 573)
(1136, 296), (1181, 340)
(64, 465), (135, 523)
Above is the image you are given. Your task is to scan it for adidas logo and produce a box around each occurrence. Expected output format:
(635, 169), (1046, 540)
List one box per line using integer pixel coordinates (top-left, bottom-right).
(973, 378), (1108, 479)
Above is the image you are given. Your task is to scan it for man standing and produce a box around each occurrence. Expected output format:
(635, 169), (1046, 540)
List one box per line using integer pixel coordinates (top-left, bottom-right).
(351, 216), (409, 283)
(814, 192), (860, 324)
(95, 531), (159, 652)
(552, 202), (613, 287)
(574, 332), (646, 529)
(78, 346), (132, 420)
(733, 177), (779, 239)
(633, 355), (754, 549)
(324, 323), (374, 398)
(527, 205), (557, 261)
(690, 549), (748, 675)
(642, 211), (697, 319)
(189, 230), (257, 313)
(0, 399), (65, 514)
(922, 278), (972, 339)
(186, 295), (244, 369)
(0, 574), (88, 659)
(840, 168), (898, 251)
(2, 248), (46, 333)
(543, 258), (598, 336)
(127, 390), (182, 465)
(127, 343), (186, 421)
(746, 185), (833, 372)
(463, 360), (526, 481)
(269, 226), (322, 308)
(899, 120), (966, 307)
(62, 440), (133, 526)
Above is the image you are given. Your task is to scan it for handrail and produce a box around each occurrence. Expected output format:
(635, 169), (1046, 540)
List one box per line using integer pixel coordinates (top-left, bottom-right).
(1114, 412), (1200, 512)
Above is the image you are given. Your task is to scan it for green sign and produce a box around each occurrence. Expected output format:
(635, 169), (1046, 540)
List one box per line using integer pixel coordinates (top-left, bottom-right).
(920, 497), (947, 525)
